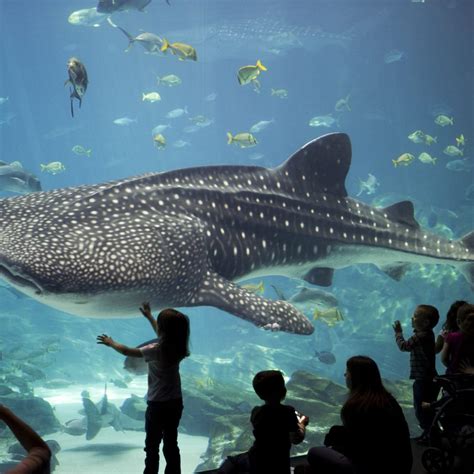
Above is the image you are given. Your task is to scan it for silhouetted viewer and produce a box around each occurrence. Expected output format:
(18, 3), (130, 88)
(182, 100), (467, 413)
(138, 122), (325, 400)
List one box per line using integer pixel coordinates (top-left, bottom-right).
(307, 356), (412, 474)
(97, 304), (190, 474)
(441, 303), (474, 374)
(218, 370), (308, 474)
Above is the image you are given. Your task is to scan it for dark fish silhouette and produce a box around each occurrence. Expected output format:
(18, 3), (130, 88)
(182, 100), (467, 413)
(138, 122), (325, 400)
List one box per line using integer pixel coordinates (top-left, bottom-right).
(97, 0), (151, 13)
(65, 57), (88, 117)
(314, 350), (336, 365)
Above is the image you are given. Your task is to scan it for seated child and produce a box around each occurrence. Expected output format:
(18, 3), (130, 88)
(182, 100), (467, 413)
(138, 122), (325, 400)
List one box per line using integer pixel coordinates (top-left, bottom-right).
(218, 370), (308, 474)
(393, 304), (439, 440)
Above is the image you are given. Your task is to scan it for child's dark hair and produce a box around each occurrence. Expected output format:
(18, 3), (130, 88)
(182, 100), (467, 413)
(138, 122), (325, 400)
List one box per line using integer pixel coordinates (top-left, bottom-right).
(253, 370), (286, 402)
(157, 308), (190, 363)
(457, 304), (474, 325)
(443, 300), (467, 332)
(416, 304), (439, 328)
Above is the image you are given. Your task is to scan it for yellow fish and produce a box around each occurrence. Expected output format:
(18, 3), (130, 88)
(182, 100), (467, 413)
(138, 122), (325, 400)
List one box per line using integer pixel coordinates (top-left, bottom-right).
(434, 114), (453, 126)
(443, 145), (463, 157)
(72, 145), (92, 157)
(153, 133), (166, 149)
(392, 153), (415, 167)
(161, 39), (197, 61)
(237, 60), (267, 86)
(241, 281), (265, 295)
(418, 152), (437, 165)
(142, 92), (161, 102)
(313, 307), (344, 327)
(227, 132), (257, 148)
(424, 134), (437, 146)
(408, 130), (424, 144)
(40, 162), (66, 175)
(456, 134), (465, 147)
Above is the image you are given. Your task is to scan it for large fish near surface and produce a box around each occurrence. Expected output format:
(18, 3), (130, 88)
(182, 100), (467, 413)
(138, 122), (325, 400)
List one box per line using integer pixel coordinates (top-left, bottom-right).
(0, 161), (41, 194)
(161, 8), (390, 62)
(97, 0), (151, 13)
(0, 133), (472, 335)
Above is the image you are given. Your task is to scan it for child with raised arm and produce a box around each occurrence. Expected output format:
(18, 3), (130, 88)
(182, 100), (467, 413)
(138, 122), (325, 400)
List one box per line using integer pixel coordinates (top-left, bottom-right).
(393, 304), (439, 442)
(97, 303), (190, 474)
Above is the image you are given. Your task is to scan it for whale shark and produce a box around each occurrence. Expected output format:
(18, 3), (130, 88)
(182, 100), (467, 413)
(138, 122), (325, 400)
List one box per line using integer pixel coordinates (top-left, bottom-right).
(0, 133), (472, 335)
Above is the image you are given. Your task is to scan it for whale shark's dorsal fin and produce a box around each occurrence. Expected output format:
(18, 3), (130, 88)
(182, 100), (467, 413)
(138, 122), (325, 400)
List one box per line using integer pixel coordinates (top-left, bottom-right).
(276, 132), (351, 197)
(382, 201), (420, 229)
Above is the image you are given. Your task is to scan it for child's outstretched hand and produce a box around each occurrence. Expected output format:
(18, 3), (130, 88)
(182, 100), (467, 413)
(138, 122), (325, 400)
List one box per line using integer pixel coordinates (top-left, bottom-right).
(298, 415), (309, 426)
(97, 334), (113, 346)
(140, 302), (152, 318)
(392, 320), (402, 333)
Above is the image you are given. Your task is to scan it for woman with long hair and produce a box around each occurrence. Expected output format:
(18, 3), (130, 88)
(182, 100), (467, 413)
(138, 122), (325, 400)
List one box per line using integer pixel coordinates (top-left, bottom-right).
(307, 355), (412, 474)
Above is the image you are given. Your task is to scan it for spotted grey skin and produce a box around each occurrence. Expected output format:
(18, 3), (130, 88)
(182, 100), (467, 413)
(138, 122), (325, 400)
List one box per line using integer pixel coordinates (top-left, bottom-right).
(0, 133), (472, 335)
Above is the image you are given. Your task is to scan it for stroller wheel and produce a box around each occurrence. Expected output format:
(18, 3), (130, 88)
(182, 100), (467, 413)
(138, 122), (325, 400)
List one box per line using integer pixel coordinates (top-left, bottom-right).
(422, 447), (454, 474)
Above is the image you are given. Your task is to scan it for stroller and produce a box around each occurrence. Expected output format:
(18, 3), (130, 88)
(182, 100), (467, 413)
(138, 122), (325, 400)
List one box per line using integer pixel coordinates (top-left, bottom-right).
(421, 374), (474, 474)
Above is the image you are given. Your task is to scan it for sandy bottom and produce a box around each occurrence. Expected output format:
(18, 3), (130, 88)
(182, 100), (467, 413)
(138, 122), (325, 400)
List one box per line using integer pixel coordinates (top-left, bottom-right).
(34, 383), (209, 474)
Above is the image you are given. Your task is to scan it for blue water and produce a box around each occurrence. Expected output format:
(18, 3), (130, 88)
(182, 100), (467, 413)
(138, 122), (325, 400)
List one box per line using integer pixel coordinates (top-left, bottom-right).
(0, 0), (473, 471)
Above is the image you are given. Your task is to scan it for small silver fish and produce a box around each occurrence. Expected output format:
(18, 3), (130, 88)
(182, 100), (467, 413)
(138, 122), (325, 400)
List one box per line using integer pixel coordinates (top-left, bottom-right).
(166, 107), (188, 119)
(113, 117), (137, 126)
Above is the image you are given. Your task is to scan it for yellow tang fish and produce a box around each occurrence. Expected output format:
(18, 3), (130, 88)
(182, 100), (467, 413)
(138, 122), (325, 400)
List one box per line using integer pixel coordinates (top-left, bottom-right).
(455, 134), (465, 147)
(153, 133), (166, 149)
(392, 153), (415, 167)
(313, 307), (344, 327)
(161, 39), (197, 61)
(237, 60), (267, 86)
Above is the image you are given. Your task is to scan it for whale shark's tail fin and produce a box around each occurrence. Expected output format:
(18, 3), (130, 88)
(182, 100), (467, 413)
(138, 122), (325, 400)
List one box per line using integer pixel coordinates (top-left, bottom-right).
(191, 271), (314, 335)
(460, 231), (474, 288)
(276, 132), (351, 198)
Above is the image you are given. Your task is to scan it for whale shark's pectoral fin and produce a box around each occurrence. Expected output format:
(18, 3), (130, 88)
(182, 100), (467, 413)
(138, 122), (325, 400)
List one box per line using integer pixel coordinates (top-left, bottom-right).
(303, 267), (334, 286)
(191, 271), (314, 335)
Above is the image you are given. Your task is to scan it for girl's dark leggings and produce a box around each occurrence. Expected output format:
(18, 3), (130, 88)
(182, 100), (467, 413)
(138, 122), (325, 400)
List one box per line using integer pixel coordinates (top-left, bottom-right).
(144, 398), (183, 474)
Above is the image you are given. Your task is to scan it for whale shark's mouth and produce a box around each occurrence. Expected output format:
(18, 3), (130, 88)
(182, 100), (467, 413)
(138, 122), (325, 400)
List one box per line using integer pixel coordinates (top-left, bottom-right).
(0, 263), (43, 295)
